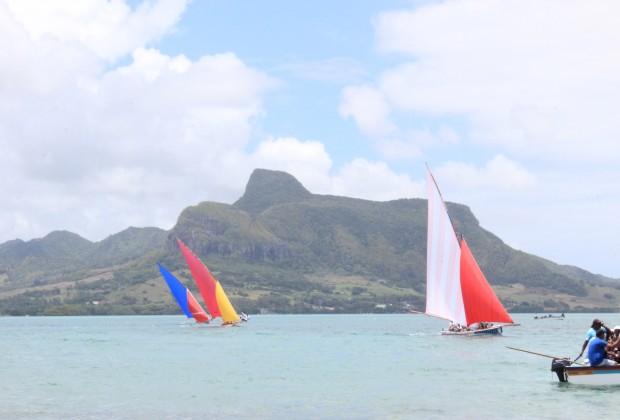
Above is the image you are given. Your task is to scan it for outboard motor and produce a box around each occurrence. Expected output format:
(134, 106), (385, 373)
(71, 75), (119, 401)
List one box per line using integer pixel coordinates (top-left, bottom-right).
(550, 359), (570, 382)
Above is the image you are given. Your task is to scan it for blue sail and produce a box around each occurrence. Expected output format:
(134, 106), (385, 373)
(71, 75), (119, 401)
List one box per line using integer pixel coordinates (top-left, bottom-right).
(158, 263), (193, 318)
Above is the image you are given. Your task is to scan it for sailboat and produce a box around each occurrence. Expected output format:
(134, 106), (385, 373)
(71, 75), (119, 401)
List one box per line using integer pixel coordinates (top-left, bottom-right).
(425, 169), (515, 335)
(157, 263), (210, 323)
(176, 239), (242, 326)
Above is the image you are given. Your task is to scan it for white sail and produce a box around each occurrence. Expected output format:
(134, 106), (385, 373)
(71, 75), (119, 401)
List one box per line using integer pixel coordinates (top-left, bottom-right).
(425, 170), (467, 325)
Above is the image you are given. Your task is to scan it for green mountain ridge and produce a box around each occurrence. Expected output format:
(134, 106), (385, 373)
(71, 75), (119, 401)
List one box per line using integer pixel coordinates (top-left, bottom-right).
(1, 168), (618, 316)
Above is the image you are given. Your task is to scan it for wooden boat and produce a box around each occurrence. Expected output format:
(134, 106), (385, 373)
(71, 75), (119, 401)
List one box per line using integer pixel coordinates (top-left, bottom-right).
(551, 359), (620, 385)
(424, 169), (516, 335)
(507, 346), (620, 385)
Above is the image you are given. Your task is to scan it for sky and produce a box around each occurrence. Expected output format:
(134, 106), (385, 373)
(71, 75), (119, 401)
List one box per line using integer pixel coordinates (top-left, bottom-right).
(1, 0), (620, 278)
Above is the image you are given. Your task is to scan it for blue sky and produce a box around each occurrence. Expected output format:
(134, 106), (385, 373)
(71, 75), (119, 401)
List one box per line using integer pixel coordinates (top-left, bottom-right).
(152, 1), (402, 168)
(2, 0), (620, 278)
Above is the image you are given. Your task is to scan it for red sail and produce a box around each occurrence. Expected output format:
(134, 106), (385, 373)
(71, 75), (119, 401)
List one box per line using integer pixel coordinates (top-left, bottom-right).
(460, 239), (513, 325)
(186, 290), (210, 323)
(177, 239), (222, 319)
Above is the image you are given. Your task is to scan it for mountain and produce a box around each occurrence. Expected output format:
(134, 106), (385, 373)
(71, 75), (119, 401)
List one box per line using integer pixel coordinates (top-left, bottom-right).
(1, 169), (619, 316)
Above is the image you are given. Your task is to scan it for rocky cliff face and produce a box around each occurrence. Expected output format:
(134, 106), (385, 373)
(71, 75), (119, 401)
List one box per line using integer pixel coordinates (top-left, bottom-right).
(233, 168), (312, 213)
(171, 170), (303, 263)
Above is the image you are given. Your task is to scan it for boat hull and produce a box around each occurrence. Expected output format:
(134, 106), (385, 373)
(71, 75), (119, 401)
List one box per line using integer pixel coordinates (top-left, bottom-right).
(441, 326), (503, 336)
(551, 360), (620, 385)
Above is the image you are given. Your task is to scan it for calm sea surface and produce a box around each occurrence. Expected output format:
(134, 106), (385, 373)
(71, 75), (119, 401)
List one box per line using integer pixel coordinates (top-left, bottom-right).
(0, 313), (618, 419)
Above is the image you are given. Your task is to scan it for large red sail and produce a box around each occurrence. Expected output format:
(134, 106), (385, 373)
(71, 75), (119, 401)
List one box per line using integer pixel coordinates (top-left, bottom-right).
(177, 239), (222, 319)
(459, 239), (513, 325)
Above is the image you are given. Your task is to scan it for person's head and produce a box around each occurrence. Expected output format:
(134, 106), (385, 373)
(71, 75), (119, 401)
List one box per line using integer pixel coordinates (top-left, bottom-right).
(597, 329), (606, 339)
(592, 319), (603, 329)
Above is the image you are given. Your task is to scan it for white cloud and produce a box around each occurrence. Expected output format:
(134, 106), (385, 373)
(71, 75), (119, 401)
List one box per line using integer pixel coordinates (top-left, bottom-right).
(435, 155), (536, 190)
(0, 0), (278, 242)
(0, 0), (422, 245)
(339, 85), (395, 139)
(331, 159), (424, 201)
(250, 137), (333, 192)
(377, 126), (461, 160)
(249, 138), (424, 203)
(3, 0), (189, 61)
(376, 138), (423, 160)
(371, 0), (620, 162)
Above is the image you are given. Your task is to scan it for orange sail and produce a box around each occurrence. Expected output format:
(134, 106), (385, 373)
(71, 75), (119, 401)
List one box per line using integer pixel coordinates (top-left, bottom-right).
(460, 239), (513, 325)
(177, 239), (222, 319)
(186, 292), (211, 323)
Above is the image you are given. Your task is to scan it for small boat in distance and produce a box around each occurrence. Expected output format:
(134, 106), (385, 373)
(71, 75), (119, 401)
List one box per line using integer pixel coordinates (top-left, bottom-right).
(534, 313), (565, 320)
(157, 263), (210, 323)
(177, 239), (242, 326)
(424, 168), (516, 335)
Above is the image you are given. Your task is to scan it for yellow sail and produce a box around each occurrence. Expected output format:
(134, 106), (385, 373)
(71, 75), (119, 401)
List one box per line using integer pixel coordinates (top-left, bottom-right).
(215, 281), (240, 324)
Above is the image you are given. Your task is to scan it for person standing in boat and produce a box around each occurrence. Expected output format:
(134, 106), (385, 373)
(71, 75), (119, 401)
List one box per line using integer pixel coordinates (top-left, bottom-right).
(587, 329), (617, 366)
(577, 318), (609, 361)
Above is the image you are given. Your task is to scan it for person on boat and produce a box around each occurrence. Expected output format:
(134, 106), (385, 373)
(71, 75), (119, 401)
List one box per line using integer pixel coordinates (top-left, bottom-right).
(240, 312), (249, 322)
(605, 326), (620, 363)
(577, 318), (609, 361)
(447, 323), (469, 332)
(587, 329), (617, 366)
(468, 322), (492, 331)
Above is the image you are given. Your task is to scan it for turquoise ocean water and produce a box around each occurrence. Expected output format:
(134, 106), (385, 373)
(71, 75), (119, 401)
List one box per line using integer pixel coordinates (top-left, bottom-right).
(1, 313), (618, 419)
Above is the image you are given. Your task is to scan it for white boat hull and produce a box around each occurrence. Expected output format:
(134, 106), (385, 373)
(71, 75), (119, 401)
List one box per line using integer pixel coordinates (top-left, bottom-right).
(441, 326), (503, 336)
(551, 360), (620, 385)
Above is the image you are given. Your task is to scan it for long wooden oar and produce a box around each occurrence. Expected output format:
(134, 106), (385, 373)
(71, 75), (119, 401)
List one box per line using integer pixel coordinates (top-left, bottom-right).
(506, 346), (586, 366)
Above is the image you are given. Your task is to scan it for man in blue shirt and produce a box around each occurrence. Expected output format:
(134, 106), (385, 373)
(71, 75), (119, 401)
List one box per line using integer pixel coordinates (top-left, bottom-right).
(588, 329), (617, 366)
(577, 318), (609, 361)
